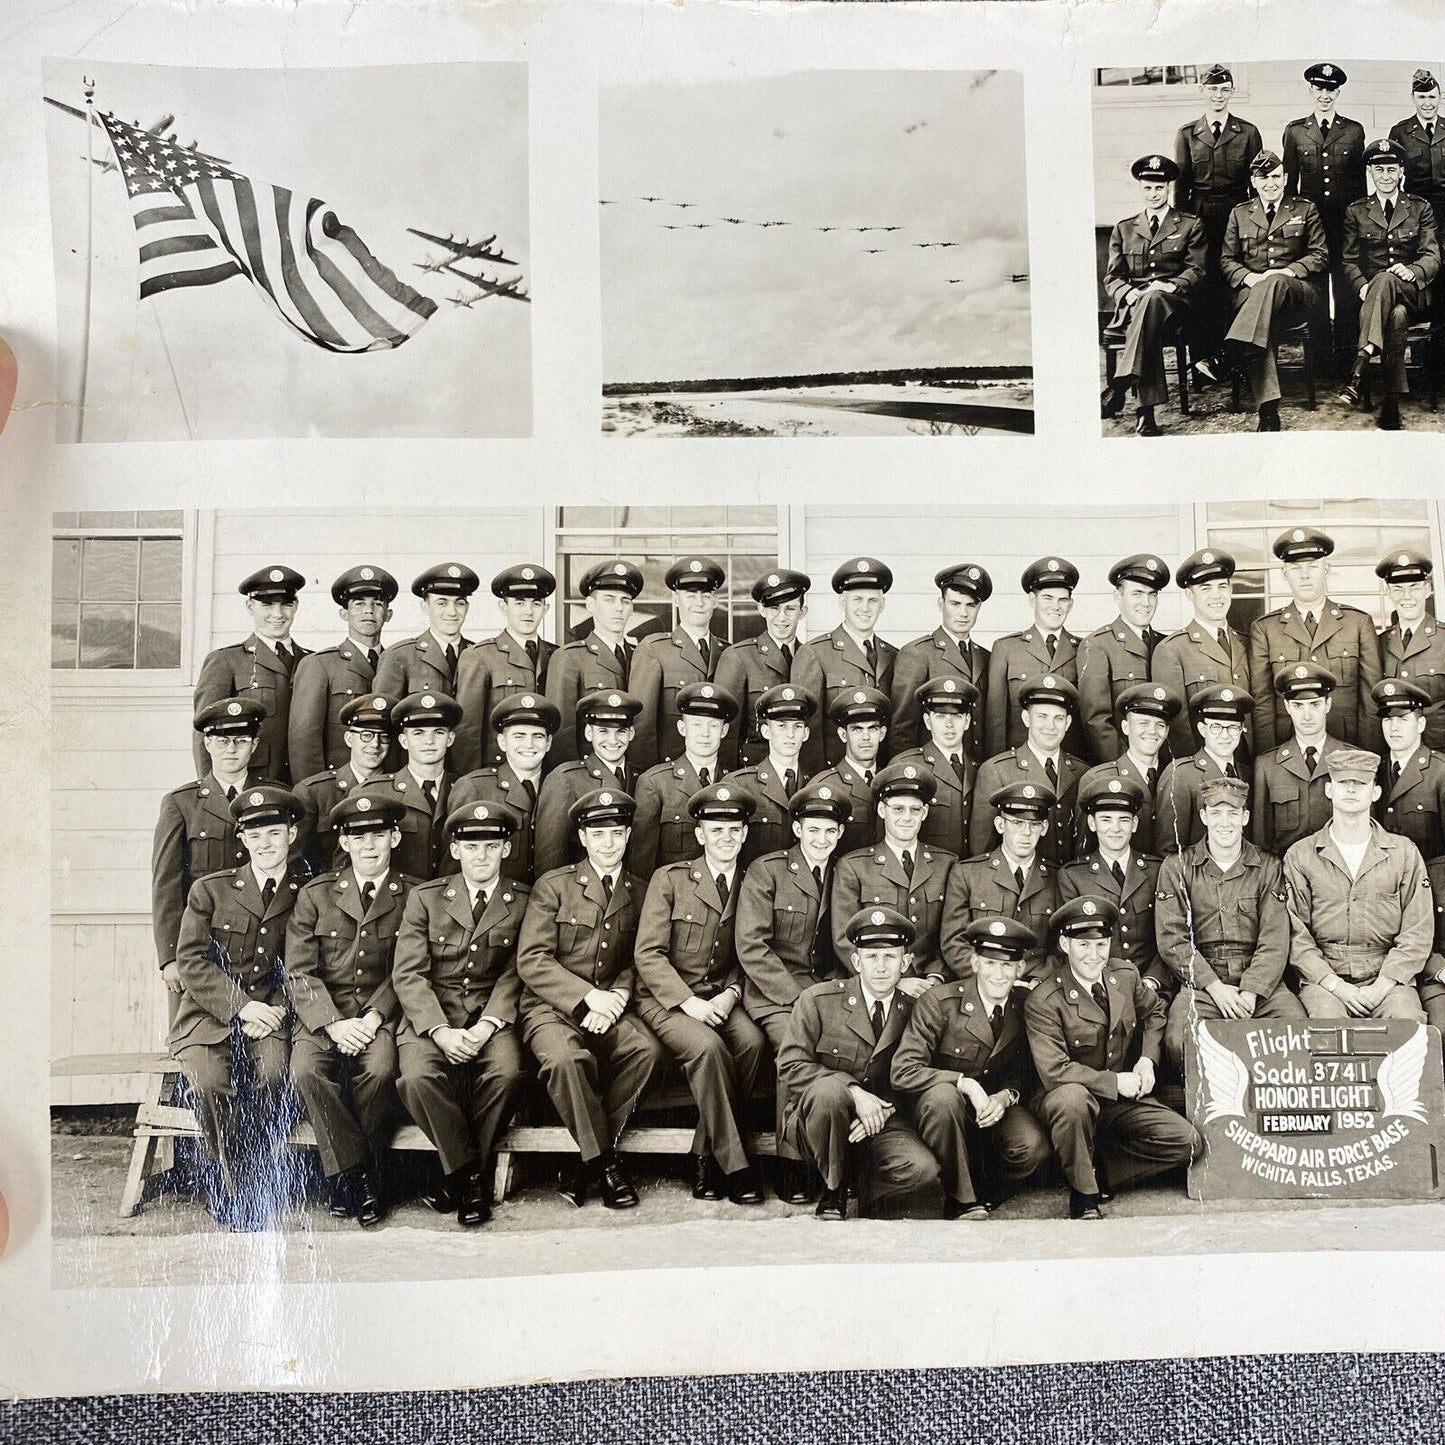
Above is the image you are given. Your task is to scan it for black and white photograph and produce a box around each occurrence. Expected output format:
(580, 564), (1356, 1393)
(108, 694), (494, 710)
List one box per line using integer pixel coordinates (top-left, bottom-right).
(43, 60), (532, 442)
(599, 70), (1033, 437)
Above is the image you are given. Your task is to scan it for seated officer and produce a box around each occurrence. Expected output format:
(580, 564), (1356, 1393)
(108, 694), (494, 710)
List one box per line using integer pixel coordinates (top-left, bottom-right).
(1075, 683), (1179, 856)
(393, 801), (531, 1228)
(941, 781), (1060, 983)
(892, 917), (1049, 1219)
(1378, 550), (1445, 750)
(1284, 749), (1432, 1022)
(724, 684), (818, 870)
(811, 688), (890, 858)
(1155, 684), (1253, 853)
(892, 676), (978, 858)
(516, 789), (664, 1210)
(632, 682), (739, 879)
(1154, 775), (1303, 1080)
(285, 794), (413, 1227)
(1375, 679), (1445, 862)
(777, 906), (941, 1221)
(293, 694), (397, 875)
(169, 786), (309, 1229)
(373, 564), (479, 704)
(635, 784), (767, 1206)
(1025, 897), (1199, 1220)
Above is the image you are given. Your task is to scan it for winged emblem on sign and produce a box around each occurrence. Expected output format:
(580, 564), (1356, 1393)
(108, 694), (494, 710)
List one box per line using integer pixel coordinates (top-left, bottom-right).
(1376, 1024), (1430, 1123)
(1194, 1021), (1250, 1121)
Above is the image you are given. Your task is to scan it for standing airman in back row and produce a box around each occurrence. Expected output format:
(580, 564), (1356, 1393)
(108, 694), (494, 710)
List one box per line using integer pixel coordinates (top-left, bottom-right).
(1378, 550), (1445, 751)
(1078, 554), (1169, 763)
(373, 564), (479, 707)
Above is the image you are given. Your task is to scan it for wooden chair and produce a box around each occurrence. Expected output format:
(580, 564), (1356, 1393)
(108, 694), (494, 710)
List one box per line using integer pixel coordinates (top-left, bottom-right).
(1359, 320), (1439, 411)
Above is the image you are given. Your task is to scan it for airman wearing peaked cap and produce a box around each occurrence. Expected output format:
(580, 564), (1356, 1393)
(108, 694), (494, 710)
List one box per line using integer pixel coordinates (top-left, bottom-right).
(1154, 685), (1254, 855)
(1253, 664), (1349, 854)
(985, 561), (1081, 759)
(1078, 558), (1168, 764)
(373, 565), (478, 708)
(892, 678), (980, 857)
(1374, 682), (1445, 883)
(331, 565), (399, 605)
(444, 799), (523, 839)
(1378, 551), (1445, 750)
(892, 568), (991, 758)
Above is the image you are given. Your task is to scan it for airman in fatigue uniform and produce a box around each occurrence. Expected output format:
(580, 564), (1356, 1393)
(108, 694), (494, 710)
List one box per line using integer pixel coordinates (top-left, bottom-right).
(192, 565), (309, 784)
(940, 781), (1060, 983)
(1219, 152), (1330, 430)
(287, 565), (397, 785)
(1248, 527), (1382, 751)
(1150, 548), (1253, 759)
(1101, 155), (1207, 437)
(293, 694), (396, 875)
(971, 675), (1086, 868)
(372, 563), (479, 705)
(1075, 684), (1179, 856)
(516, 789), (664, 1210)
(168, 786), (308, 1228)
(891, 564), (992, 759)
(393, 801), (531, 1228)
(724, 684), (820, 871)
(984, 557), (1081, 759)
(450, 692), (560, 885)
(1375, 680), (1445, 862)
(285, 794), (413, 1227)
(1025, 897), (1199, 1219)
(777, 907), (941, 1220)
(1154, 776), (1304, 1079)
(545, 560), (644, 765)
(1391, 72), (1445, 380)
(792, 556), (897, 776)
(892, 677), (978, 858)
(1078, 554), (1169, 762)
(1284, 749), (1432, 1023)
(714, 568), (810, 771)
(630, 557), (728, 771)
(892, 916), (1049, 1218)
(452, 564), (557, 775)
(1378, 550), (1445, 751)
(634, 784), (767, 1206)
(1155, 684), (1253, 853)
(810, 688), (890, 858)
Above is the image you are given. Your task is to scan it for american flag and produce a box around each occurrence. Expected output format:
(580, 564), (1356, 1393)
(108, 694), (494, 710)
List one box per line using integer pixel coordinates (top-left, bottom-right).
(97, 111), (437, 353)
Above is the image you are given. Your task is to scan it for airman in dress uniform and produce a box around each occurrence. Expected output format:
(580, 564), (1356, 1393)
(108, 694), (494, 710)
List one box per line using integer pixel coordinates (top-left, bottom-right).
(891, 917), (1050, 1219)
(452, 564), (557, 775)
(1151, 548), (1253, 759)
(1078, 554), (1169, 761)
(810, 687), (890, 858)
(1390, 71), (1445, 379)
(985, 558), (1081, 759)
(1025, 897), (1199, 1219)
(792, 557), (897, 775)
(293, 694), (397, 874)
(516, 789), (664, 1210)
(1249, 527), (1382, 751)
(1101, 155), (1207, 437)
(1284, 749), (1432, 1022)
(1154, 775), (1304, 1079)
(777, 907), (941, 1220)
(192, 565), (309, 784)
(892, 677), (979, 858)
(393, 801), (531, 1227)
(634, 784), (767, 1206)
(545, 560), (645, 765)
(891, 564), (992, 759)
(1155, 684), (1253, 853)
(1075, 684), (1179, 855)
(725, 684), (820, 870)
(285, 794), (413, 1227)
(287, 565), (397, 785)
(1375, 680), (1445, 862)
(714, 568), (810, 771)
(1378, 550), (1445, 750)
(372, 563), (479, 705)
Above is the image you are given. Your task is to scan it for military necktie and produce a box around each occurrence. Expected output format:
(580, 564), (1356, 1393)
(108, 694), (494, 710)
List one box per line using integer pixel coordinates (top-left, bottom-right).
(1305, 746), (1319, 774)
(812, 865), (824, 893)
(1091, 981), (1110, 1021)
(902, 849), (915, 882)
(472, 887), (488, 924)
(614, 643), (628, 674)
(522, 778), (537, 809)
(1111, 859), (1126, 888)
(1302, 612), (1318, 639)
(1045, 633), (1057, 659)
(601, 873), (613, 905)
(1148, 213), (1159, 237)
(1145, 766), (1158, 793)
(715, 871), (730, 908)
(781, 644), (794, 669)
(870, 999), (885, 1042)
(1403, 628), (1415, 650)
(444, 643), (458, 678)
(361, 881), (376, 913)
(1266, 203), (1277, 227)
(1211, 121), (1222, 141)
(261, 878), (276, 911)
(784, 769), (798, 797)
(275, 643), (293, 677)
(863, 769), (874, 789)
(1014, 866), (1025, 893)
(1386, 199), (1396, 226)
(864, 637), (878, 674)
(958, 637), (971, 664)
(526, 639), (539, 668)
(367, 648), (379, 672)
(1225, 762), (1239, 780)
(1391, 760), (1403, 788)
(226, 785), (237, 802)
(990, 1005), (1005, 1040)
(952, 754), (968, 788)
(698, 635), (710, 669)
(699, 766), (711, 788)
(422, 779), (437, 810)
(1429, 123), (1436, 143)
(1320, 118), (1330, 140)
(1217, 628), (1230, 653)
(1045, 758), (1058, 790)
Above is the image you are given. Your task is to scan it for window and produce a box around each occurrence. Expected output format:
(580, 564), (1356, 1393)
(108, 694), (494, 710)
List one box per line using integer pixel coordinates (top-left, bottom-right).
(52, 512), (185, 670)
(1095, 67), (1199, 89)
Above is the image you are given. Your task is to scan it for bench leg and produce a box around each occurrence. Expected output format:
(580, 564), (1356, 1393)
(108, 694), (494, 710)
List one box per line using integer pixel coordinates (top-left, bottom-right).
(493, 1150), (514, 1205)
(119, 1132), (161, 1219)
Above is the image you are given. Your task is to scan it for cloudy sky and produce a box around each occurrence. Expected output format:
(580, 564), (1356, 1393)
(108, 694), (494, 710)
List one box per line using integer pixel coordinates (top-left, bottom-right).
(600, 69), (1031, 385)
(44, 60), (531, 440)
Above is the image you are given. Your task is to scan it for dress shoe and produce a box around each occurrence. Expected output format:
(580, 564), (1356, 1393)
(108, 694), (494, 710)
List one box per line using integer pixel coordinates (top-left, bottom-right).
(1339, 355), (1367, 407)
(777, 1160), (812, 1205)
(557, 1160), (588, 1209)
(1100, 384), (1127, 420)
(1134, 407), (1162, 437)
(458, 1168), (491, 1227)
(1256, 402), (1281, 432)
(1069, 1188), (1103, 1220)
(1379, 396), (1402, 430)
(355, 1170), (385, 1228)
(726, 1166), (764, 1206)
(421, 1168), (458, 1215)
(943, 1197), (990, 1220)
(328, 1168), (359, 1219)
(815, 1185), (848, 1220)
(691, 1152), (725, 1201)
(599, 1153), (639, 1210)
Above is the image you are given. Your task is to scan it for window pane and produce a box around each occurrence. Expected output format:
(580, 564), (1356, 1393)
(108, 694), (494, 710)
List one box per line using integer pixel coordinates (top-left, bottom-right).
(618, 507), (672, 528)
(137, 604), (182, 668)
(140, 538), (182, 601)
(558, 508), (616, 528)
(724, 507), (775, 526)
(81, 539), (138, 601)
(136, 510), (183, 528)
(51, 610), (77, 669)
(78, 511), (139, 528)
(52, 539), (80, 602)
(79, 604), (136, 668)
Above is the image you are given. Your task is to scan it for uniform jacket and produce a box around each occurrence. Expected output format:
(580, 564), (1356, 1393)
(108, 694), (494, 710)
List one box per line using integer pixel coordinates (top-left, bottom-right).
(892, 743), (974, 858)
(1057, 850), (1167, 985)
(776, 977), (914, 1107)
(358, 769), (455, 882)
(1077, 619), (1163, 764)
(1252, 734), (1352, 855)
(1389, 116), (1445, 204)
(809, 758), (880, 858)
(1075, 756), (1161, 856)
(735, 846), (841, 1016)
(1103, 208), (1206, 322)
(1150, 621), (1252, 758)
(532, 753), (633, 878)
(1155, 750), (1248, 854)
(891, 976), (1034, 1099)
(969, 746), (1086, 867)
(890, 630), (990, 757)
(1382, 618), (1445, 751)
(629, 627), (728, 771)
(293, 761), (375, 875)
(544, 635), (634, 765)
(1174, 114), (1264, 215)
(939, 848), (1059, 981)
(1282, 114), (1367, 215)
(1220, 196), (1329, 286)
(451, 631), (556, 775)
(792, 626), (897, 774)
(287, 639), (380, 786)
(634, 860), (743, 1008)
(192, 634), (311, 783)
(449, 763), (541, 884)
(984, 627), (1081, 759)
(372, 631), (471, 703)
(631, 755), (718, 880)
(713, 634), (796, 771)
(1342, 192), (1442, 291)
(1377, 746), (1445, 862)
(723, 759), (806, 872)
(830, 841), (957, 979)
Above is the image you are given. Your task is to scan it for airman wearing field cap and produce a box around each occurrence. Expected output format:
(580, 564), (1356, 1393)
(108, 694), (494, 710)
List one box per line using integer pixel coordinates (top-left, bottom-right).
(452, 564), (557, 775)
(1372, 679), (1445, 864)
(792, 557), (896, 775)
(1284, 749), (1432, 1023)
(984, 558), (1081, 758)
(809, 687), (891, 859)
(1155, 683), (1253, 853)
(192, 565), (309, 784)
(892, 676), (979, 858)
(293, 693), (398, 875)
(891, 564), (993, 757)
(1075, 684), (1179, 855)
(1391, 71), (1445, 388)
(289, 565), (398, 784)
(373, 564), (479, 706)
(1378, 549), (1445, 749)
(1078, 554), (1170, 763)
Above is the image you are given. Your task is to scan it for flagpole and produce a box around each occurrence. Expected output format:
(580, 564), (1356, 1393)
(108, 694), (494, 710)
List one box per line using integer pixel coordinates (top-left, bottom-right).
(75, 77), (97, 444)
(150, 305), (194, 440)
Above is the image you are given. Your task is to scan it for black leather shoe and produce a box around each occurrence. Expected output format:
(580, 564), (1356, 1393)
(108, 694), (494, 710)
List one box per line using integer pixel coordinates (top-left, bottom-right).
(1256, 403), (1281, 432)
(599, 1154), (639, 1210)
(1069, 1188), (1103, 1220)
(1379, 396), (1403, 430)
(1100, 384), (1127, 420)
(557, 1160), (588, 1209)
(356, 1170), (385, 1228)
(1134, 407), (1162, 437)
(777, 1160), (812, 1205)
(1338, 381), (1362, 407)
(458, 1168), (491, 1227)
(691, 1152), (725, 1201)
(328, 1168), (358, 1219)
(943, 1197), (990, 1220)
(421, 1168), (458, 1215)
(815, 1185), (848, 1220)
(726, 1166), (764, 1206)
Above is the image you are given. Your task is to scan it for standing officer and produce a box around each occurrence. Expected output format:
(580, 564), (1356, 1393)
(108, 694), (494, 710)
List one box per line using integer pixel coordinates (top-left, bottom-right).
(1100, 156), (1207, 437)
(293, 694), (396, 874)
(1375, 680), (1445, 861)
(373, 564), (479, 704)
(810, 688), (890, 858)
(725, 684), (820, 869)
(545, 560), (645, 765)
(1025, 897), (1199, 1219)
(635, 784), (767, 1206)
(516, 788), (664, 1210)
(891, 564), (993, 758)
(985, 557), (1081, 759)
(288, 565), (397, 786)
(630, 557), (728, 771)
(361, 692), (462, 881)
(1339, 140), (1442, 430)
(715, 568), (810, 771)
(1155, 684), (1253, 853)
(452, 564), (557, 776)
(892, 677), (978, 858)
(285, 794), (412, 1228)
(1282, 64), (1367, 375)
(1151, 548), (1253, 759)
(1078, 554), (1170, 762)
(892, 916), (1050, 1219)
(192, 565), (309, 784)
(1075, 684), (1180, 856)
(1378, 549), (1445, 750)
(393, 801), (530, 1227)
(1249, 527), (1382, 752)
(792, 557), (897, 775)
(1390, 71), (1445, 379)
